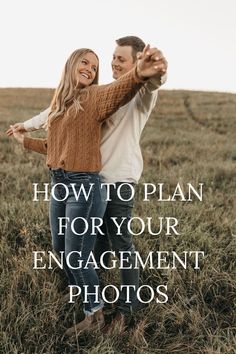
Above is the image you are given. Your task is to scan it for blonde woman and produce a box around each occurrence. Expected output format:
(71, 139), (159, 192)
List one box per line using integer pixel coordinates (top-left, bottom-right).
(12, 45), (162, 335)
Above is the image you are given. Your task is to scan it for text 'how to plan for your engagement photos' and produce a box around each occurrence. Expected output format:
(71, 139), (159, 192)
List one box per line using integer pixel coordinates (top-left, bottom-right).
(32, 181), (205, 304)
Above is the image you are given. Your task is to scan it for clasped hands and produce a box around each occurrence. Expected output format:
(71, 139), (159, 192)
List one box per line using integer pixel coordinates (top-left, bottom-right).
(136, 44), (167, 80)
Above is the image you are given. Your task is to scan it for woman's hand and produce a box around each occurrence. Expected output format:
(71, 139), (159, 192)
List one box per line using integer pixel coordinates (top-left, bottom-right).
(6, 123), (26, 136)
(11, 125), (25, 144)
(137, 44), (168, 80)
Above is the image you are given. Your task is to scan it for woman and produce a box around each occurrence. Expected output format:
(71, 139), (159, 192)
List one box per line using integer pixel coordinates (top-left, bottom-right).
(12, 46), (160, 335)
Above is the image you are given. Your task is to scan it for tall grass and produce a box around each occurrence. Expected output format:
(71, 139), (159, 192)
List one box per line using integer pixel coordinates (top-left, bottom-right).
(0, 88), (235, 353)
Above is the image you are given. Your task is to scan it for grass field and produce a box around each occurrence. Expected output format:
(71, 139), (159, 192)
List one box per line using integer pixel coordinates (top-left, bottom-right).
(0, 88), (236, 354)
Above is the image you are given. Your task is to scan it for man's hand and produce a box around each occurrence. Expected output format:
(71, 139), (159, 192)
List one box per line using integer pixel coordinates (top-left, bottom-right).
(137, 45), (168, 79)
(6, 123), (26, 137)
(11, 126), (25, 144)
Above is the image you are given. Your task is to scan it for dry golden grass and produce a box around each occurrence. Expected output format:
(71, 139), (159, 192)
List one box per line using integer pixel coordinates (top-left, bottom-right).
(0, 88), (236, 353)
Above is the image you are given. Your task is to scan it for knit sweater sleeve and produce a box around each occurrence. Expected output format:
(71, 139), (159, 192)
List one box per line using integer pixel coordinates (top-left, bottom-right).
(95, 67), (145, 122)
(23, 136), (47, 155)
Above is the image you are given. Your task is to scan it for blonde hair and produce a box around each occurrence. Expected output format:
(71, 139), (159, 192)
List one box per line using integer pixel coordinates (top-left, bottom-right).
(46, 48), (99, 128)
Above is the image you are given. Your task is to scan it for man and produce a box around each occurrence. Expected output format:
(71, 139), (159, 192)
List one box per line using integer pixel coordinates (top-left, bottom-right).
(7, 36), (167, 331)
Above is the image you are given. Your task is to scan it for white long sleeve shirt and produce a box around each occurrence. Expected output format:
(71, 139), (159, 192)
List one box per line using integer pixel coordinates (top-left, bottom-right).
(23, 75), (166, 183)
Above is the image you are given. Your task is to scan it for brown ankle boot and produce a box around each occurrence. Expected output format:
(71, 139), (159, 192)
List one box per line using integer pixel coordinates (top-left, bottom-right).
(102, 311), (128, 335)
(92, 309), (105, 328)
(65, 309), (105, 336)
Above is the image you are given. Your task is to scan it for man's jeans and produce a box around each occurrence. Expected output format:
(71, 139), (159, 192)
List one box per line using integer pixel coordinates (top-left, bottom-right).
(49, 169), (106, 315)
(94, 182), (139, 315)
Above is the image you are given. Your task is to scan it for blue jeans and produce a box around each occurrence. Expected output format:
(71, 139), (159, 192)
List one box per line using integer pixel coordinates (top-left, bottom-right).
(49, 169), (106, 315)
(94, 182), (139, 315)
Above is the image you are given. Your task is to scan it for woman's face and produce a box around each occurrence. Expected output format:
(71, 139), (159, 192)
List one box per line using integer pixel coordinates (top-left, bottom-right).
(76, 52), (98, 88)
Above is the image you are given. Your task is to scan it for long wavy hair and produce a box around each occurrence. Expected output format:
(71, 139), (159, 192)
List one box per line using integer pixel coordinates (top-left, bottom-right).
(46, 48), (99, 128)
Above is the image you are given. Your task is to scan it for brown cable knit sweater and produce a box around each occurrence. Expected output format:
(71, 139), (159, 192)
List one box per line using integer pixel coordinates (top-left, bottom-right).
(23, 67), (144, 172)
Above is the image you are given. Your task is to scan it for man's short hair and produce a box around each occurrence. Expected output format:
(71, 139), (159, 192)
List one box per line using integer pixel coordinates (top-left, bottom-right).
(116, 36), (145, 62)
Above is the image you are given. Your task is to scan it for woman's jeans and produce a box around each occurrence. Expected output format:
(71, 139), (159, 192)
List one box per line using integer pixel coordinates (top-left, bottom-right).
(94, 182), (139, 315)
(49, 169), (106, 315)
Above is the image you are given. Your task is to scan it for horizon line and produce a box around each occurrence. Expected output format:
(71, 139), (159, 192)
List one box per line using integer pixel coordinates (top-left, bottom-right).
(0, 86), (235, 95)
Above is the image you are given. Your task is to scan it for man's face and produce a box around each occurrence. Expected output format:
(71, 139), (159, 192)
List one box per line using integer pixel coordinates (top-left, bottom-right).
(111, 45), (136, 80)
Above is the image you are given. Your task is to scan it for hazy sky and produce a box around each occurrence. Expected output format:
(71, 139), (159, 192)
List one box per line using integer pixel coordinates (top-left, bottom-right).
(1, 0), (235, 92)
